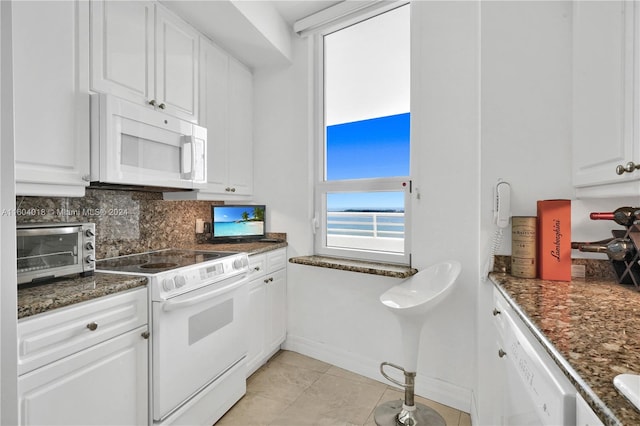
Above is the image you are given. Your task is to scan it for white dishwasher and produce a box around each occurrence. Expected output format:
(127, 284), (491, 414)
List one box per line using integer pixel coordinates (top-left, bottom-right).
(494, 290), (576, 425)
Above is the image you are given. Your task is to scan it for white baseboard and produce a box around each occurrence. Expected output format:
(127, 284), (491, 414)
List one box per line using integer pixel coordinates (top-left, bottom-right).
(283, 335), (472, 413)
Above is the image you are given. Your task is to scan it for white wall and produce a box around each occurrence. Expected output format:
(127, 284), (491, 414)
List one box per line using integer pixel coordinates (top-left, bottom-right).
(476, 1), (640, 424)
(1, 1), (18, 423)
(252, 1), (479, 412)
(253, 0), (640, 420)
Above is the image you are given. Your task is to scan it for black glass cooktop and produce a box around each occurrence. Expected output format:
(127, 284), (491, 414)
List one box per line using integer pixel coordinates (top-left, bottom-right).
(96, 249), (236, 274)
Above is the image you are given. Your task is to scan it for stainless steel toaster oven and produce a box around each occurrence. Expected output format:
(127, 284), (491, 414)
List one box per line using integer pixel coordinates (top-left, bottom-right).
(17, 223), (96, 284)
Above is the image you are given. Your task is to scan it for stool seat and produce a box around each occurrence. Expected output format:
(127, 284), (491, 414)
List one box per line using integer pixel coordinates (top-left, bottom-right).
(380, 260), (461, 317)
(375, 260), (462, 426)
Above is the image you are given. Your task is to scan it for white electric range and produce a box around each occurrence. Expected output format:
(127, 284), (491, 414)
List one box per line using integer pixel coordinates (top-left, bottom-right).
(97, 248), (249, 426)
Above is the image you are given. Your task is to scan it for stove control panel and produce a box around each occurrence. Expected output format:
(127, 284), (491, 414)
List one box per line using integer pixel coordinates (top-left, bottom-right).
(154, 253), (249, 300)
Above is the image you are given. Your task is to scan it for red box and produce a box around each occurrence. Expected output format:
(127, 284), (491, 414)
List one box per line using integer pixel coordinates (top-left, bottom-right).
(537, 200), (571, 281)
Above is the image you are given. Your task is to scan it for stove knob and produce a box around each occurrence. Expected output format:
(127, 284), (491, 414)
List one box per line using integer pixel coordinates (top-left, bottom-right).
(162, 278), (175, 292)
(85, 242), (94, 250)
(85, 255), (95, 264)
(174, 275), (186, 288)
(85, 229), (95, 237)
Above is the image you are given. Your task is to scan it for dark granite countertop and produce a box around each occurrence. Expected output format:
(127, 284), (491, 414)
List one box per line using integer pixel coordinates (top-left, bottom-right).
(189, 240), (288, 256)
(490, 272), (640, 425)
(18, 241), (286, 320)
(18, 273), (147, 320)
(288, 255), (417, 278)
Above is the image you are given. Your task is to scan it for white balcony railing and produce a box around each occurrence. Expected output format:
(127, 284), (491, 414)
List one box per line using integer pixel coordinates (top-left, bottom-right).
(326, 211), (404, 253)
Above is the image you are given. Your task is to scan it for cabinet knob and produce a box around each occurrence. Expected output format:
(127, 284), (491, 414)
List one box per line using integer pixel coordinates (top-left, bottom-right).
(86, 322), (98, 331)
(231, 187), (236, 192)
(148, 99), (156, 107)
(141, 331), (150, 339)
(492, 308), (501, 316)
(264, 278), (270, 284)
(158, 103), (166, 110)
(253, 266), (261, 271)
(498, 349), (507, 358)
(616, 161), (640, 175)
(225, 187), (231, 192)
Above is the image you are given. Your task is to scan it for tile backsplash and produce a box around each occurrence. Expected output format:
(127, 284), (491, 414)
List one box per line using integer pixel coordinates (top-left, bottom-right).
(16, 189), (222, 259)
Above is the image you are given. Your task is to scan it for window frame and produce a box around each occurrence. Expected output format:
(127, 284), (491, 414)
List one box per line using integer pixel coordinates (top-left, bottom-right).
(311, 4), (412, 266)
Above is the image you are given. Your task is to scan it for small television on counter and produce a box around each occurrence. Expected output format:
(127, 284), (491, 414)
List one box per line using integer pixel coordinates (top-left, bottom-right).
(210, 204), (266, 243)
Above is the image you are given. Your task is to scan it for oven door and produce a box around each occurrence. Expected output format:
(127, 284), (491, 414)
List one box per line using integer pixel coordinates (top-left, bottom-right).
(152, 275), (248, 422)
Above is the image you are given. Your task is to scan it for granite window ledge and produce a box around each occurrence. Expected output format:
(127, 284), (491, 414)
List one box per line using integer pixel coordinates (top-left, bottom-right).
(289, 255), (417, 279)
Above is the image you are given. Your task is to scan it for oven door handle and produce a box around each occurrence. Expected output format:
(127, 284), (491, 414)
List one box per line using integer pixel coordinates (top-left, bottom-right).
(162, 277), (246, 312)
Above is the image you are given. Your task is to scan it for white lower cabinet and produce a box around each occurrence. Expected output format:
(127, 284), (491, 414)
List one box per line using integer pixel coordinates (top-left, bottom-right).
(17, 289), (148, 426)
(492, 288), (577, 425)
(246, 249), (287, 376)
(576, 393), (605, 426)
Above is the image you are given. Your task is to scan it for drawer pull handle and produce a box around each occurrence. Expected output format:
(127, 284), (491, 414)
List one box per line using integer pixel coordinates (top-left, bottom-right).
(498, 349), (507, 358)
(86, 322), (98, 331)
(492, 308), (501, 316)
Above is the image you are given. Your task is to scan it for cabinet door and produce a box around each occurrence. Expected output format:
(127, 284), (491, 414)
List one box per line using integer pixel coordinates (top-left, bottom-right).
(155, 6), (199, 122)
(576, 393), (605, 426)
(246, 278), (267, 376)
(227, 58), (254, 195)
(90, 0), (154, 107)
(573, 1), (635, 189)
(266, 268), (287, 351)
(18, 326), (148, 426)
(200, 38), (230, 193)
(13, 0), (89, 197)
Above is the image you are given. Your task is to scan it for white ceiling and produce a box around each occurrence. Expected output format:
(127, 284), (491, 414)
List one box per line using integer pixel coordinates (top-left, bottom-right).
(271, 1), (343, 25)
(161, 0), (343, 68)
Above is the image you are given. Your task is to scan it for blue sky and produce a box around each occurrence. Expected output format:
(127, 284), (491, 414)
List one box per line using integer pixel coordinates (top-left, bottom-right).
(213, 206), (264, 223)
(326, 113), (410, 180)
(326, 113), (409, 211)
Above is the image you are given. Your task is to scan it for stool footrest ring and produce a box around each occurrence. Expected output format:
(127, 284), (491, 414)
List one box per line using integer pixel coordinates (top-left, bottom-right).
(380, 361), (414, 388)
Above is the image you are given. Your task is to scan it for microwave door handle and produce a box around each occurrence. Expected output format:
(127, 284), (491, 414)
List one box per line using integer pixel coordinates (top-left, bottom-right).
(181, 136), (195, 180)
(162, 276), (247, 312)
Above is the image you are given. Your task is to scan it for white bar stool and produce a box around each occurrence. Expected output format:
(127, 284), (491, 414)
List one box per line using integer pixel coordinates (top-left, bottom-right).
(374, 260), (462, 426)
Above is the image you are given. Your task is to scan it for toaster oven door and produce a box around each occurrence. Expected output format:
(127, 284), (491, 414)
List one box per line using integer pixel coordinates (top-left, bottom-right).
(17, 226), (83, 284)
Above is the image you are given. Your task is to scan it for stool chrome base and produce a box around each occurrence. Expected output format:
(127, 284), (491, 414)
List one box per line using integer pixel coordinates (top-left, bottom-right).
(373, 400), (445, 426)
(375, 362), (445, 426)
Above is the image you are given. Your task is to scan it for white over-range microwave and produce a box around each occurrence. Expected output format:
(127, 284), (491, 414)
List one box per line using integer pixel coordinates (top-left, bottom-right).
(90, 94), (206, 189)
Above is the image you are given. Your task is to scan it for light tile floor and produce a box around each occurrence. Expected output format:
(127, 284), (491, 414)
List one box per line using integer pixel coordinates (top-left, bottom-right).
(216, 350), (472, 426)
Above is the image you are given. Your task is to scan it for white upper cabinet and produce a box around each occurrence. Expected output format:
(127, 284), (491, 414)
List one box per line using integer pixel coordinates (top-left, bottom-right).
(13, 0), (90, 197)
(90, 1), (199, 123)
(164, 37), (253, 200)
(154, 6), (199, 122)
(227, 58), (254, 196)
(572, 1), (639, 197)
(90, 1), (154, 107)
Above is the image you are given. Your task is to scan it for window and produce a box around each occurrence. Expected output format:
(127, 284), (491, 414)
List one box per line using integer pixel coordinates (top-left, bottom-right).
(314, 4), (411, 265)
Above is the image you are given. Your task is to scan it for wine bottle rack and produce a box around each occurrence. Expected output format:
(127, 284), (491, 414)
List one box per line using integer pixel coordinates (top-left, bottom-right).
(610, 226), (640, 289)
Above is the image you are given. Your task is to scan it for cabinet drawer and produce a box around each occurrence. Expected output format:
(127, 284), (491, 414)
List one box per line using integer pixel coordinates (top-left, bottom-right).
(266, 249), (286, 274)
(248, 254), (266, 279)
(18, 288), (147, 375)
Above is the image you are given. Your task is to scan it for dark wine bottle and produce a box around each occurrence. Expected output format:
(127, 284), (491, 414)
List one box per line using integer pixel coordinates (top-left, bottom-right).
(571, 238), (614, 250)
(577, 238), (635, 261)
(589, 207), (639, 227)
